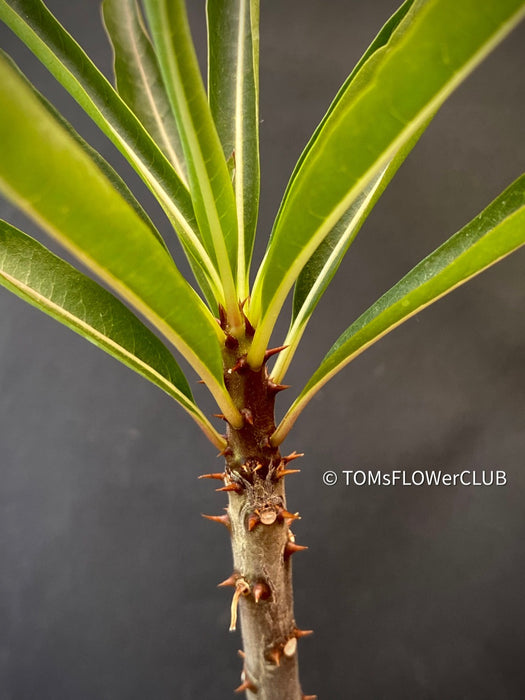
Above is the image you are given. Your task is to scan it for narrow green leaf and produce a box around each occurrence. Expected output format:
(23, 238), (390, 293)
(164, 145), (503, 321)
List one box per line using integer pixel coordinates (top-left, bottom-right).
(207, 0), (260, 298)
(0, 53), (242, 427)
(143, 0), (242, 328)
(0, 220), (225, 449)
(248, 0), (525, 367)
(0, 0), (223, 303)
(272, 122), (430, 383)
(0, 49), (166, 253)
(102, 0), (187, 183)
(273, 175), (525, 444)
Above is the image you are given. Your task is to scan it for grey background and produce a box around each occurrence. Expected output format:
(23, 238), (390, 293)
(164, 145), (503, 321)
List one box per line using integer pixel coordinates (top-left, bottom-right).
(1, 1), (525, 698)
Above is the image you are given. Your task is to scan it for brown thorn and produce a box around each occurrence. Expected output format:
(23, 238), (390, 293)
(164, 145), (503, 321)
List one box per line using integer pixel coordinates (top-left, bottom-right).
(267, 381), (291, 395)
(198, 472), (225, 480)
(230, 578), (250, 631)
(218, 572), (238, 588)
(237, 649), (246, 659)
(216, 483), (243, 494)
(279, 508), (301, 521)
(248, 513), (260, 532)
(213, 413), (227, 422)
(201, 512), (231, 529)
(196, 379), (205, 384)
(230, 354), (248, 374)
(259, 436), (272, 450)
(235, 679), (257, 694)
(218, 304), (228, 330)
(282, 451), (304, 464)
(284, 541), (308, 559)
(302, 695), (317, 699)
(294, 628), (314, 638)
(268, 648), (281, 667)
(241, 408), (254, 426)
(263, 344), (289, 363)
(252, 581), (271, 603)
(217, 445), (233, 458)
(276, 468), (301, 479)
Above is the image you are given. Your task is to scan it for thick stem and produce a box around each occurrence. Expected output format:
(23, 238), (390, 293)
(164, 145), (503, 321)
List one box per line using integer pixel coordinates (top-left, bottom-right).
(213, 331), (309, 698)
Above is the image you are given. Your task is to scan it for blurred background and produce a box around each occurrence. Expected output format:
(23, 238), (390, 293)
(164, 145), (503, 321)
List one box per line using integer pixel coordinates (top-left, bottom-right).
(1, 1), (525, 698)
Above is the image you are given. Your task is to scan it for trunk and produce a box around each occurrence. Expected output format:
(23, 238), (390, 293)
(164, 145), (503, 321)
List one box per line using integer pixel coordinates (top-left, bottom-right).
(202, 324), (313, 699)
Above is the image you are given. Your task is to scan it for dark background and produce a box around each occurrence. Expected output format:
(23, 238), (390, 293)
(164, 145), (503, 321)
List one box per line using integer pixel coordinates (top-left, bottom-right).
(1, 1), (525, 698)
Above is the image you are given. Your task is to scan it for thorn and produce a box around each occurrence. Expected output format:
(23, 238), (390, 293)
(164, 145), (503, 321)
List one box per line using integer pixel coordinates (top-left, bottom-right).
(282, 451), (304, 464)
(218, 572), (238, 588)
(284, 542), (308, 559)
(268, 648), (281, 666)
(294, 628), (314, 639)
(302, 695), (317, 700)
(213, 413), (227, 422)
(225, 333), (239, 350)
(218, 304), (228, 330)
(252, 581), (271, 603)
(241, 408), (254, 426)
(267, 381), (291, 395)
(248, 513), (260, 531)
(278, 508), (301, 522)
(217, 445), (233, 458)
(237, 649), (246, 659)
(276, 467), (301, 479)
(263, 345), (288, 363)
(230, 354), (248, 373)
(201, 512), (230, 529)
(198, 472), (225, 480)
(235, 679), (257, 694)
(216, 482), (243, 494)
(230, 578), (250, 631)
(197, 379), (205, 384)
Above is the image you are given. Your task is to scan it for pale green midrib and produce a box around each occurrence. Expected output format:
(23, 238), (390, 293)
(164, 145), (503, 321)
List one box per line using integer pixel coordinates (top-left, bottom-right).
(272, 206), (525, 445)
(247, 4), (525, 368)
(235, 0), (247, 296)
(0, 176), (242, 427)
(271, 169), (386, 382)
(0, 265), (226, 445)
(157, 6), (238, 312)
(123, 1), (187, 185)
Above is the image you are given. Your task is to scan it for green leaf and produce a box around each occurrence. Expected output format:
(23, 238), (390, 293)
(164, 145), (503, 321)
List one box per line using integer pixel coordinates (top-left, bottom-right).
(207, 0), (260, 299)
(272, 122), (430, 383)
(0, 52), (242, 427)
(143, 0), (242, 328)
(0, 0), (223, 303)
(273, 175), (525, 444)
(0, 49), (166, 253)
(247, 0), (525, 367)
(102, 0), (187, 183)
(0, 220), (226, 449)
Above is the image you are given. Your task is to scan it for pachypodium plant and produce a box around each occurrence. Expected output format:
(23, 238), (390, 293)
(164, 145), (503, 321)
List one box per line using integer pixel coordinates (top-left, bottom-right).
(1, 0), (524, 697)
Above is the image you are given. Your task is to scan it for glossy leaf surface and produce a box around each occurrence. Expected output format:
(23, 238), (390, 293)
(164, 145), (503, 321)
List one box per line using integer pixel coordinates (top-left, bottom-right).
(102, 0), (187, 182)
(0, 220), (225, 448)
(143, 0), (241, 324)
(0, 0), (223, 301)
(248, 0), (525, 367)
(207, 0), (260, 298)
(0, 53), (242, 426)
(273, 175), (525, 444)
